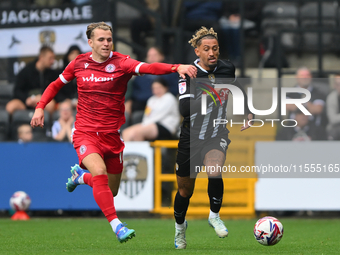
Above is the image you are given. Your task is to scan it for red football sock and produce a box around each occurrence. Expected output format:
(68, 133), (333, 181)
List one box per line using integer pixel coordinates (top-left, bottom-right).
(83, 173), (93, 187)
(92, 175), (117, 222)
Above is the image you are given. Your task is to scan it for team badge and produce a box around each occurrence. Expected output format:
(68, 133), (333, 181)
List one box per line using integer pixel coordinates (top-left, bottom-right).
(105, 64), (115, 73)
(39, 29), (55, 48)
(179, 82), (186, 94)
(80, 145), (87, 155)
(208, 74), (215, 83)
(121, 154), (148, 198)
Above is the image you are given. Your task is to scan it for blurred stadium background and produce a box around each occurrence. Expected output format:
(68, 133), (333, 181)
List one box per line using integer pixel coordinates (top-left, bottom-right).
(1, 0), (340, 230)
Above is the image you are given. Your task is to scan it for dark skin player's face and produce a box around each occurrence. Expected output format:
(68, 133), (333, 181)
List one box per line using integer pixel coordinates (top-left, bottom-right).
(195, 38), (219, 71)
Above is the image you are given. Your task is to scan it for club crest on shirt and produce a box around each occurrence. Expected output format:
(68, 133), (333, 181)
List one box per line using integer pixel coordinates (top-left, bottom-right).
(105, 64), (115, 73)
(208, 74), (215, 83)
(80, 145), (87, 155)
(179, 82), (186, 94)
(219, 88), (230, 101)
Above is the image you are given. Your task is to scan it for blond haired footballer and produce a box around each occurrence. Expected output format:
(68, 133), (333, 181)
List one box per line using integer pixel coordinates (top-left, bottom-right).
(31, 22), (196, 244)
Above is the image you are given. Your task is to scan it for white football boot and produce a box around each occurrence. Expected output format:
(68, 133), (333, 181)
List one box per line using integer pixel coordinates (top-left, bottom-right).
(174, 220), (187, 249)
(208, 217), (229, 238)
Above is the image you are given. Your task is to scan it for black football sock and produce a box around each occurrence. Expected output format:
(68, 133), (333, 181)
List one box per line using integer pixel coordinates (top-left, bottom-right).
(174, 191), (191, 224)
(208, 175), (224, 213)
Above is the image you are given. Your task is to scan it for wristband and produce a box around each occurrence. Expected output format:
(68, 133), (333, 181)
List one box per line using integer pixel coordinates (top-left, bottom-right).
(171, 64), (179, 72)
(36, 101), (43, 109)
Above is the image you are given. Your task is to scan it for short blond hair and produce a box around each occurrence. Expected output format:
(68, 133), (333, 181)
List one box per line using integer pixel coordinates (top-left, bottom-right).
(86, 22), (112, 39)
(188, 26), (218, 48)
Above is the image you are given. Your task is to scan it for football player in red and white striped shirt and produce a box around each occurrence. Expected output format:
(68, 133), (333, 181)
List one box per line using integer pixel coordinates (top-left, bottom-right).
(30, 22), (197, 243)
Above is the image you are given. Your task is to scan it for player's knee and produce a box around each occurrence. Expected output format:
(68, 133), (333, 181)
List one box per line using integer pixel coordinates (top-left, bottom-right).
(178, 188), (193, 198)
(207, 171), (223, 178)
(92, 167), (107, 176)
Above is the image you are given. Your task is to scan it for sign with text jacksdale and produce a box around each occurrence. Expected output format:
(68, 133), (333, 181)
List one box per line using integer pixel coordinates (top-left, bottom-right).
(0, 3), (111, 81)
(0, 23), (92, 58)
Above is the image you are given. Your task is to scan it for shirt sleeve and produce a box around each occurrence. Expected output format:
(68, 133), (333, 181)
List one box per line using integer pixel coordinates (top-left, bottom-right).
(178, 76), (194, 118)
(59, 60), (76, 84)
(119, 56), (144, 74)
(120, 56), (178, 75)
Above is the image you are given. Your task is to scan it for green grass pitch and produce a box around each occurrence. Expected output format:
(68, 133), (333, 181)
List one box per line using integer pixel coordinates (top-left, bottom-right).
(0, 218), (339, 254)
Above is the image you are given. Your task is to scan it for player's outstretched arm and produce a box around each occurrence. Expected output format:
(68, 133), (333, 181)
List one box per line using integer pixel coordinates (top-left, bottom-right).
(136, 62), (197, 78)
(30, 108), (45, 128)
(177, 64), (197, 79)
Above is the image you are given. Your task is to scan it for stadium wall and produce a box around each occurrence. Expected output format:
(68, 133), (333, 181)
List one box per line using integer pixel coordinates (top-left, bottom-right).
(255, 141), (340, 211)
(0, 142), (154, 211)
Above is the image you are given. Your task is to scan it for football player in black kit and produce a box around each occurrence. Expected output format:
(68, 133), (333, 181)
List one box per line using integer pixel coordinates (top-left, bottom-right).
(174, 27), (254, 249)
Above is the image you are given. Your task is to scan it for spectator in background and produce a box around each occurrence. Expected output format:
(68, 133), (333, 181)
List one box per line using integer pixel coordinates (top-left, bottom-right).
(125, 47), (178, 124)
(286, 67), (328, 139)
(181, 1), (223, 63)
(52, 100), (74, 142)
(219, 2), (264, 66)
(6, 46), (58, 115)
(55, 45), (81, 107)
(130, 0), (161, 60)
(326, 73), (340, 140)
(183, 1), (223, 31)
(17, 124), (33, 143)
(276, 109), (326, 141)
(122, 78), (180, 141)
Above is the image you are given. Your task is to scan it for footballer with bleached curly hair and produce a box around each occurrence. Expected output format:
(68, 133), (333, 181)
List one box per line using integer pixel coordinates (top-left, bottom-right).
(173, 26), (254, 249)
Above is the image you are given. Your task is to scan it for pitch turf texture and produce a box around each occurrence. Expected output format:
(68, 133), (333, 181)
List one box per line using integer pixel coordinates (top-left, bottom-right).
(1, 218), (339, 254)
